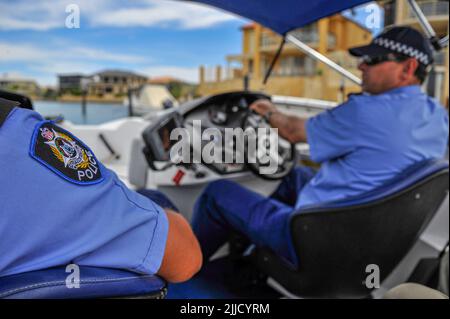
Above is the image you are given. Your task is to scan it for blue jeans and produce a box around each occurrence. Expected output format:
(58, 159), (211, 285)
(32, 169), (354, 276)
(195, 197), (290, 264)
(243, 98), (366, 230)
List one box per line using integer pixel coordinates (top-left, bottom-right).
(192, 166), (316, 265)
(137, 189), (179, 212)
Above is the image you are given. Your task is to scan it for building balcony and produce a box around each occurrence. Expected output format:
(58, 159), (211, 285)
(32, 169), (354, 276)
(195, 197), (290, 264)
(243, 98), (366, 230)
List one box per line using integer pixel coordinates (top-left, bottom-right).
(384, 0), (449, 32)
(434, 49), (447, 66)
(260, 32), (336, 52)
(406, 0), (449, 20)
(260, 31), (319, 51)
(403, 0), (449, 33)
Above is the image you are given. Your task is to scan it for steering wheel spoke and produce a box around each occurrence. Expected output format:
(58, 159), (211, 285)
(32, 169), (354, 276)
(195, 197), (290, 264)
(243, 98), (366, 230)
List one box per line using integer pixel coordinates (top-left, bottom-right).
(241, 104), (298, 180)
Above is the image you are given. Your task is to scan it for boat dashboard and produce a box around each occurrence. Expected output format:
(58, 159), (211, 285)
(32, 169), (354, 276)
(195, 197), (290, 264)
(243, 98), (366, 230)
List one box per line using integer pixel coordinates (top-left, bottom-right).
(142, 92), (273, 176)
(182, 91), (269, 130)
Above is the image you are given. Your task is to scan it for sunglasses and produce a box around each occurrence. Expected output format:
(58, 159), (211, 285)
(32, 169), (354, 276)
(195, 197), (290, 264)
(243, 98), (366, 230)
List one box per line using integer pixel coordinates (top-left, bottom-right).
(359, 53), (408, 66)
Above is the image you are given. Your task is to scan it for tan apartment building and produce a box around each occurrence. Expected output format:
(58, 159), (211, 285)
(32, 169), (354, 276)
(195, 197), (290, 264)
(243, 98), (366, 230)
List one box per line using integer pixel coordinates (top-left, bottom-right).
(0, 75), (40, 97)
(382, 0), (449, 106)
(198, 14), (372, 102)
(88, 70), (147, 99)
(58, 73), (88, 95)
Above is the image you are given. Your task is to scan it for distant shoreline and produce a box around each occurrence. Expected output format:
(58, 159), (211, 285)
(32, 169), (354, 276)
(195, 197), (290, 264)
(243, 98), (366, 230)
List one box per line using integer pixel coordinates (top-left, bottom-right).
(34, 96), (124, 104)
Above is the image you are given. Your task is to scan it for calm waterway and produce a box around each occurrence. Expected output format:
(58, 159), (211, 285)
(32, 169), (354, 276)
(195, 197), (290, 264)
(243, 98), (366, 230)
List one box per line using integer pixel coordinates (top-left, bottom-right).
(34, 100), (130, 125)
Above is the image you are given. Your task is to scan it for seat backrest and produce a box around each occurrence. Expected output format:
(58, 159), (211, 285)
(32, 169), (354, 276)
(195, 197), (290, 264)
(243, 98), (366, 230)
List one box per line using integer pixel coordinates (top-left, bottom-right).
(0, 90), (33, 110)
(255, 159), (449, 298)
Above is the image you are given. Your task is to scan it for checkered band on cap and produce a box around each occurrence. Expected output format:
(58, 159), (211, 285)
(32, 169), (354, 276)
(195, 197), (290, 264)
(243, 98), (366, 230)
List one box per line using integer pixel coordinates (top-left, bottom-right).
(373, 37), (430, 65)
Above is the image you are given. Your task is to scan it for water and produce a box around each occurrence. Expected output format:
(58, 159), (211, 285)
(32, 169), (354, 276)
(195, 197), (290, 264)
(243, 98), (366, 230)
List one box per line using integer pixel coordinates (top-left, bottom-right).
(34, 100), (130, 125)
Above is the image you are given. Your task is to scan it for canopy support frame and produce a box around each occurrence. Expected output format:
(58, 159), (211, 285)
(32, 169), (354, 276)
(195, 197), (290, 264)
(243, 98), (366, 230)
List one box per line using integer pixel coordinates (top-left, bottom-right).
(285, 34), (362, 86)
(407, 0), (448, 50)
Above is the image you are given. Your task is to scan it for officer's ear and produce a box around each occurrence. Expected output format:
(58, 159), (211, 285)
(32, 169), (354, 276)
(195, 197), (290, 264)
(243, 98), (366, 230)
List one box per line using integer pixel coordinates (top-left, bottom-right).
(401, 58), (419, 82)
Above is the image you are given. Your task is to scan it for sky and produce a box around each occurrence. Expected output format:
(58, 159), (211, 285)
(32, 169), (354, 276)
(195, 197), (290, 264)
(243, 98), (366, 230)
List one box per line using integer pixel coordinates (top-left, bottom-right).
(0, 0), (383, 87)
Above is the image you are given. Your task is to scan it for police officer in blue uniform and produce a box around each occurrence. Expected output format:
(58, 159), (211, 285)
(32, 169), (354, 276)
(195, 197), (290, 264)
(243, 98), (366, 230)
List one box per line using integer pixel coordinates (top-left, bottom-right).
(192, 26), (449, 265)
(0, 97), (202, 282)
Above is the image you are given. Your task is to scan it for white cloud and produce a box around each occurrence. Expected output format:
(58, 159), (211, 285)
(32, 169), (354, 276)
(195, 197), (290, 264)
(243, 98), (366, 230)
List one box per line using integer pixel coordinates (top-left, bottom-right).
(0, 42), (147, 64)
(0, 17), (61, 31)
(0, 0), (71, 31)
(69, 47), (148, 64)
(0, 0), (241, 31)
(0, 71), (28, 79)
(93, 0), (239, 29)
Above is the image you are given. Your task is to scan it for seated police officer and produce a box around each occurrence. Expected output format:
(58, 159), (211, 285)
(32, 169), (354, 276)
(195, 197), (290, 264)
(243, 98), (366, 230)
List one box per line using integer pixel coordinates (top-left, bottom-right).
(0, 97), (202, 283)
(192, 26), (449, 265)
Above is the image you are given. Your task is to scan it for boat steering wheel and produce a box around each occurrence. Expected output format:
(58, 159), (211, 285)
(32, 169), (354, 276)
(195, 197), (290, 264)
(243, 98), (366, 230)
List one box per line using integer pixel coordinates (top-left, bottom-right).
(241, 106), (298, 180)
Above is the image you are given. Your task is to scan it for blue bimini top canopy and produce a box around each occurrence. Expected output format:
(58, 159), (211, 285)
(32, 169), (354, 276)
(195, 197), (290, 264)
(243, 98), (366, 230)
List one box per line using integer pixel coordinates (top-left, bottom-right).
(181, 0), (371, 35)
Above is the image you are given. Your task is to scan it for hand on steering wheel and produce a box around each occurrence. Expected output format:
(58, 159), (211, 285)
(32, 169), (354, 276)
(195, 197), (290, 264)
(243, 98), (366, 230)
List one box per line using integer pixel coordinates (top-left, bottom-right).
(249, 99), (278, 118)
(242, 99), (298, 180)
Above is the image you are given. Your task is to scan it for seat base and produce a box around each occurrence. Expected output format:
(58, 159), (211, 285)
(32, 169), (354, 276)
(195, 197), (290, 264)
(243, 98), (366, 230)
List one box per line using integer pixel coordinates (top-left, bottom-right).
(0, 266), (167, 299)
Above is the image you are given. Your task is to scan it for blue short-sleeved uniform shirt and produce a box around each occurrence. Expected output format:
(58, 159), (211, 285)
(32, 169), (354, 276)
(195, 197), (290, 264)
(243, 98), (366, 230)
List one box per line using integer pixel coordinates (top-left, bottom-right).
(0, 107), (168, 277)
(301, 85), (449, 208)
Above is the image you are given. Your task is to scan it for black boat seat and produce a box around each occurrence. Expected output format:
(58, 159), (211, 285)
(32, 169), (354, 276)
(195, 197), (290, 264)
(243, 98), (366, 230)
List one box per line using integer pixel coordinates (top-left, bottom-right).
(0, 90), (34, 110)
(251, 159), (449, 298)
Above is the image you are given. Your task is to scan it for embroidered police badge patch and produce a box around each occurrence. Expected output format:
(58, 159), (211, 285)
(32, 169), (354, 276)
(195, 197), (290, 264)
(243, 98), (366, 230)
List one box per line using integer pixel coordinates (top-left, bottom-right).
(30, 121), (103, 185)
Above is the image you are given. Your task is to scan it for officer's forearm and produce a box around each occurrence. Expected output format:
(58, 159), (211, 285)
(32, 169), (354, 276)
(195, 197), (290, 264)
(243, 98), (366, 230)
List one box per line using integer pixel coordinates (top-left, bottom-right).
(269, 112), (308, 144)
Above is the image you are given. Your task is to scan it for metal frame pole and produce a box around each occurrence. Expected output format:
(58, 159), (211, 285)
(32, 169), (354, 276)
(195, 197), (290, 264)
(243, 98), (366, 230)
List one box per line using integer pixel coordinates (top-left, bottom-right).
(407, 0), (437, 38)
(439, 35), (449, 48)
(286, 34), (362, 86)
(406, 0), (447, 50)
(127, 87), (134, 117)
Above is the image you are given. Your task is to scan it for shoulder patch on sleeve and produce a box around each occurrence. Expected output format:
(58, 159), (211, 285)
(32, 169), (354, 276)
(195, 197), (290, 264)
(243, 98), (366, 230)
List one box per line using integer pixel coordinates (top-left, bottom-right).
(30, 121), (104, 185)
